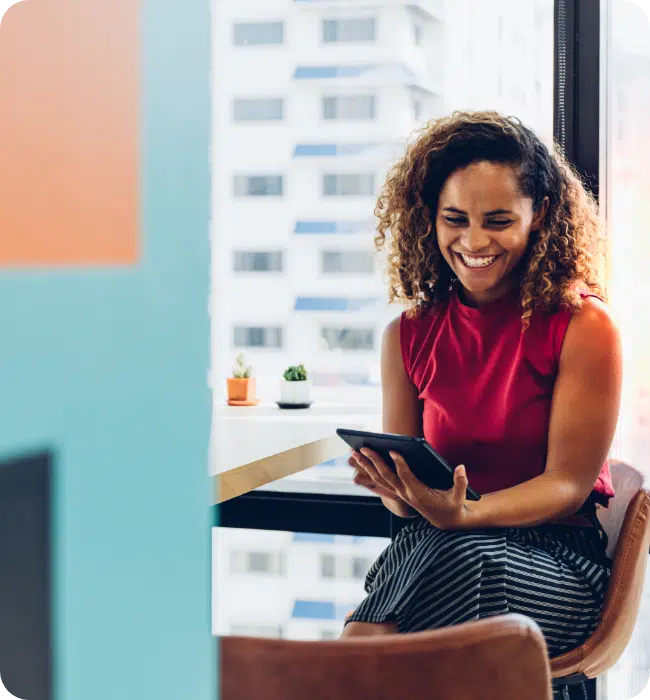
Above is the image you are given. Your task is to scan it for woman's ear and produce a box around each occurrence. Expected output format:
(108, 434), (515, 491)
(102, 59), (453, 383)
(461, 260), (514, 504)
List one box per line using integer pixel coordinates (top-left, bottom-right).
(532, 196), (550, 230)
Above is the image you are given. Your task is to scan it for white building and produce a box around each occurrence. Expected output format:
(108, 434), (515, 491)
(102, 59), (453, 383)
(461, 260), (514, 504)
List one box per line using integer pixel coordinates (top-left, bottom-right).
(211, 0), (610, 651)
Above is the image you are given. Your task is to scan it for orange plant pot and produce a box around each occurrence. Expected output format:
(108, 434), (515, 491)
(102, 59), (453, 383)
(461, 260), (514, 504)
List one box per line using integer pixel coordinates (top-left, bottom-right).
(227, 377), (256, 403)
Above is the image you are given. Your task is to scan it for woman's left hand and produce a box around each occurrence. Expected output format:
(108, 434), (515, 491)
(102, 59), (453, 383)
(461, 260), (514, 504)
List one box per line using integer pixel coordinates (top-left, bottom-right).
(357, 448), (473, 531)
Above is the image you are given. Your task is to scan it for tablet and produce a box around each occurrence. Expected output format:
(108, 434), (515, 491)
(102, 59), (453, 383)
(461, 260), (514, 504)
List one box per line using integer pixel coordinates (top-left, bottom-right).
(337, 428), (481, 501)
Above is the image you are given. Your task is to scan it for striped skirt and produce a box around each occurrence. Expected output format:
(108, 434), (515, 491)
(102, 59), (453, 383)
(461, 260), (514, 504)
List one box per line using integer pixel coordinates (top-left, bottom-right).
(346, 516), (611, 658)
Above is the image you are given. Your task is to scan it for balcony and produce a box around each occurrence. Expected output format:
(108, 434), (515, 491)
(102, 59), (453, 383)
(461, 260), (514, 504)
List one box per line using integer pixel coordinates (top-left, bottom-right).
(293, 61), (439, 94)
(294, 220), (374, 235)
(294, 297), (379, 312)
(293, 0), (443, 22)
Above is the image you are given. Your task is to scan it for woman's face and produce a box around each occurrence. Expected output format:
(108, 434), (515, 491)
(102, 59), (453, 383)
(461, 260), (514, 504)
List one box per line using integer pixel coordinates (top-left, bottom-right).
(436, 161), (548, 306)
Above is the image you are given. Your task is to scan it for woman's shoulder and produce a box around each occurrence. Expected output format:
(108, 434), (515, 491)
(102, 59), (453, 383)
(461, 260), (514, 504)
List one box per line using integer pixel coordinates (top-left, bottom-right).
(562, 296), (620, 358)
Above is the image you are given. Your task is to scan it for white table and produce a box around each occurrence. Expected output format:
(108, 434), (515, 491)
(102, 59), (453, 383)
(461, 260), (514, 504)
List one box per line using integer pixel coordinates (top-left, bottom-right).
(211, 402), (381, 503)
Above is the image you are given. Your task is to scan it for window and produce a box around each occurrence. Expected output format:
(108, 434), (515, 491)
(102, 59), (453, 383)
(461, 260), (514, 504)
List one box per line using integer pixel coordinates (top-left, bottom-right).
(233, 327), (283, 349)
(320, 554), (336, 578)
(233, 21), (284, 46)
(230, 550), (285, 575)
(322, 95), (376, 121)
(322, 18), (376, 43)
(412, 98), (423, 121)
(321, 328), (375, 351)
(233, 175), (283, 197)
(413, 21), (423, 46)
(323, 174), (374, 197)
(319, 554), (372, 580)
(322, 251), (375, 274)
(213, 0), (554, 411)
(230, 624), (283, 639)
(234, 251), (283, 272)
(233, 98), (284, 122)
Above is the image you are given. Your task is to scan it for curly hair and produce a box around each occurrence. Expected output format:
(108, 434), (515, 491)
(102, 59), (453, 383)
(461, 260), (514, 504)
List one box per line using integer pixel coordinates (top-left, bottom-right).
(375, 111), (605, 328)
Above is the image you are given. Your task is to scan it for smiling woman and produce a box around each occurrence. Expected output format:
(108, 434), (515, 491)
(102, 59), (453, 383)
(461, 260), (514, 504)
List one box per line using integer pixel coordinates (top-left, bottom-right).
(344, 113), (623, 695)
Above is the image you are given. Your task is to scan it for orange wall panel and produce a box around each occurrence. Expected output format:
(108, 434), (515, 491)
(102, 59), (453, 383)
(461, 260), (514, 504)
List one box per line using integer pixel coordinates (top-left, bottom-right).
(0, 0), (138, 266)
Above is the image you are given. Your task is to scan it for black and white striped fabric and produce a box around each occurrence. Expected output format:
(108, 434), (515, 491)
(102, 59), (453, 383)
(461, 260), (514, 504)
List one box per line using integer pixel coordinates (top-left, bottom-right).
(346, 516), (611, 659)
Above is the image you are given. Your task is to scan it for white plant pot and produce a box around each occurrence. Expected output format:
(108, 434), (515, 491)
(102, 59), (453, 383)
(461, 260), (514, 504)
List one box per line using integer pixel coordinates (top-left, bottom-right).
(280, 379), (312, 405)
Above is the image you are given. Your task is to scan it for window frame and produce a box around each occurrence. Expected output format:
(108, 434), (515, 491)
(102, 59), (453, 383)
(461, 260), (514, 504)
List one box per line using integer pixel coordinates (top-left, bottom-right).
(232, 20), (285, 47)
(218, 0), (604, 660)
(321, 17), (377, 44)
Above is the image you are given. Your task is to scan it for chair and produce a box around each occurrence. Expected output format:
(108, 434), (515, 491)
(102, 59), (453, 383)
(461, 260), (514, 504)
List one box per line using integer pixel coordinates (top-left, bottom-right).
(220, 613), (552, 700)
(551, 461), (650, 698)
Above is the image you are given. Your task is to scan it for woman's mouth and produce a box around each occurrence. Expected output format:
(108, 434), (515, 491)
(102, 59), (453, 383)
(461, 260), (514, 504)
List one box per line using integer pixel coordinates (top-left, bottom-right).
(455, 252), (500, 270)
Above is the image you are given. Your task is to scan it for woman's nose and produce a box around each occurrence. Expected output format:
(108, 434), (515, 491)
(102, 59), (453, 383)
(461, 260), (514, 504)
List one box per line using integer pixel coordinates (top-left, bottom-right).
(460, 226), (492, 253)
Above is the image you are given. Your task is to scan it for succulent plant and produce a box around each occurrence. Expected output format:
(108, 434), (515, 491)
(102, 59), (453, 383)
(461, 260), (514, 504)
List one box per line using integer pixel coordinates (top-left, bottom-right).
(232, 352), (252, 379)
(283, 364), (308, 382)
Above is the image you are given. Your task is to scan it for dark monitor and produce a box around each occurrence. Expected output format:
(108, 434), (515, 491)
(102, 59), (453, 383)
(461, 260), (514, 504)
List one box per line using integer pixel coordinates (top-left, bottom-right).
(0, 451), (52, 700)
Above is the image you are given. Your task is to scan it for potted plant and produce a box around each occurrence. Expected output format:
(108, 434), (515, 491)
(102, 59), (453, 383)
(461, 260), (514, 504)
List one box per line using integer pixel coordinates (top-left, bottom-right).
(279, 364), (312, 407)
(227, 352), (258, 405)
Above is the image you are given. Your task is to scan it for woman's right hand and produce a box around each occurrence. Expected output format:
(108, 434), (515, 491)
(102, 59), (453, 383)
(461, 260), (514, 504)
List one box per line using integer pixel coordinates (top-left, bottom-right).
(349, 452), (416, 518)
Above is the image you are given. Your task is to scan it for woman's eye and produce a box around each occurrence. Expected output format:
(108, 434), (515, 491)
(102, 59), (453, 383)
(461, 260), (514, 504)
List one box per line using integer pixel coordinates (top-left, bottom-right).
(488, 220), (512, 227)
(444, 217), (466, 225)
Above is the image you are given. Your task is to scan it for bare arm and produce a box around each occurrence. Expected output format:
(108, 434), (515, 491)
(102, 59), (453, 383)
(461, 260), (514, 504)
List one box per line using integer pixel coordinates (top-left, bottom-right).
(379, 316), (423, 517)
(465, 298), (622, 529)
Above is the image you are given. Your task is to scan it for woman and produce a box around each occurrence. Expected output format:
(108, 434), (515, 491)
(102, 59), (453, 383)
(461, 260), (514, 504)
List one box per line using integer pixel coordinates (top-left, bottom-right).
(344, 112), (622, 663)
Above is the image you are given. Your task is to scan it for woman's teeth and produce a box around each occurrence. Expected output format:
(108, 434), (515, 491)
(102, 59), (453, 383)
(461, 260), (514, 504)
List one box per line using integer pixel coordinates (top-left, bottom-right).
(459, 254), (498, 269)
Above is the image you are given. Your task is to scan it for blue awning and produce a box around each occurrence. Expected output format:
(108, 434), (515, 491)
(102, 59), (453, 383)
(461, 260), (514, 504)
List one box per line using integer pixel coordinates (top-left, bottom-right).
(292, 600), (354, 620)
(293, 143), (378, 157)
(293, 533), (336, 543)
(294, 220), (371, 234)
(294, 297), (378, 312)
(294, 65), (370, 79)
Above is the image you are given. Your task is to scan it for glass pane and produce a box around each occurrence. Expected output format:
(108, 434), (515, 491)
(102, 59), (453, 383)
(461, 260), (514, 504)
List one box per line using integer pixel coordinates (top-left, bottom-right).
(233, 22), (284, 47)
(322, 18), (376, 43)
(233, 98), (284, 122)
(212, 0), (555, 493)
(322, 95), (376, 121)
(214, 528), (389, 640)
(601, 2), (650, 698)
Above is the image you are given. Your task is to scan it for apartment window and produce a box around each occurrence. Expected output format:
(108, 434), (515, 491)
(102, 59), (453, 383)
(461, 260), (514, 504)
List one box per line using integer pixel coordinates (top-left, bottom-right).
(233, 98), (284, 122)
(233, 21), (284, 46)
(322, 328), (375, 351)
(322, 95), (376, 120)
(412, 98), (423, 121)
(321, 554), (336, 578)
(231, 624), (283, 639)
(233, 327), (283, 349)
(320, 554), (372, 580)
(231, 550), (285, 575)
(323, 18), (376, 43)
(413, 22), (423, 45)
(323, 174), (374, 197)
(322, 251), (375, 274)
(234, 251), (283, 273)
(234, 175), (283, 197)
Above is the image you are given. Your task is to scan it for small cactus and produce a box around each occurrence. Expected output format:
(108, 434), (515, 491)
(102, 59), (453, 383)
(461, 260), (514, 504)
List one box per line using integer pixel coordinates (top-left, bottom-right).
(232, 352), (252, 379)
(283, 364), (308, 382)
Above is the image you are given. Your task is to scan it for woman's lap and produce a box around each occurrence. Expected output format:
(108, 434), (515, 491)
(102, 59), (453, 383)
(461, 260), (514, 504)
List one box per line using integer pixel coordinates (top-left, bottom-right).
(345, 518), (610, 657)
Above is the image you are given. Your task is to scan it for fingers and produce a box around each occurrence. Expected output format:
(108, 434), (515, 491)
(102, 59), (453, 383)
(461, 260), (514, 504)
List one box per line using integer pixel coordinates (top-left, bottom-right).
(390, 451), (416, 486)
(453, 465), (468, 503)
(358, 448), (402, 493)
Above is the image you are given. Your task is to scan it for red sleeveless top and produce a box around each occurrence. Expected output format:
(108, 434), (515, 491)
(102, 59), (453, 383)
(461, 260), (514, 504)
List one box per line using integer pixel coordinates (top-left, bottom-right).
(400, 286), (614, 506)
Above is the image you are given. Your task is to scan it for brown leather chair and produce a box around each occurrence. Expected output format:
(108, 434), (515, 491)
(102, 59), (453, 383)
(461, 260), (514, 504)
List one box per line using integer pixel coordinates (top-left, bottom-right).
(221, 613), (551, 700)
(551, 461), (650, 698)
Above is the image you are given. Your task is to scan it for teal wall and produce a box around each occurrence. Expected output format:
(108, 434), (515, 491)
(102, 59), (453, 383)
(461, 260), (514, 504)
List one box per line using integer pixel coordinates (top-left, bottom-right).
(0, 1), (214, 698)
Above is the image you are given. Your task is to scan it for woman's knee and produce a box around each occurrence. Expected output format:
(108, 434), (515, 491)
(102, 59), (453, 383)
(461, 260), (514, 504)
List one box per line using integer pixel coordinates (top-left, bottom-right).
(340, 621), (399, 638)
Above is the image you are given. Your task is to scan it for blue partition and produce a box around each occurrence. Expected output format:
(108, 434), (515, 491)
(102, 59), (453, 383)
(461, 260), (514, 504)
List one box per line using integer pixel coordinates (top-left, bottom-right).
(0, 0), (214, 698)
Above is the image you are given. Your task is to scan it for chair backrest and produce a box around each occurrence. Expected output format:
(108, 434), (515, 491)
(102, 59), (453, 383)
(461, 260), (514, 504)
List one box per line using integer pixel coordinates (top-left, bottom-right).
(551, 460), (650, 680)
(599, 461), (646, 559)
(221, 614), (552, 700)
